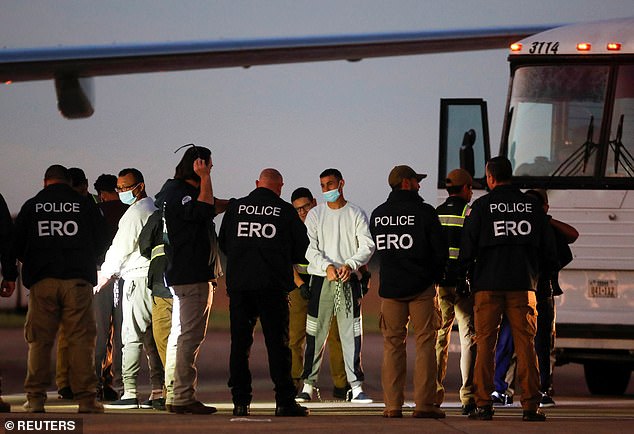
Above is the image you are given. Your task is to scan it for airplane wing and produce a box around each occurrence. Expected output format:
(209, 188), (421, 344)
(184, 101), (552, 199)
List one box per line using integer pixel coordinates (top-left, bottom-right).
(0, 25), (556, 118)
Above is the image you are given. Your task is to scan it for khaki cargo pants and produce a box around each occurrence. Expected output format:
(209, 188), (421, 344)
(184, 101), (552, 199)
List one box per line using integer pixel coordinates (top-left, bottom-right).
(25, 278), (97, 402)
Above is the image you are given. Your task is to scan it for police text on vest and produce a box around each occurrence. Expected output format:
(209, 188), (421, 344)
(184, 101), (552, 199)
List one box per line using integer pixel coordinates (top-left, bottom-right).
(35, 202), (80, 213)
(489, 202), (533, 213)
(38, 220), (79, 236)
(375, 233), (413, 250)
(237, 222), (277, 238)
(238, 205), (281, 216)
(493, 220), (531, 236)
(374, 215), (415, 250)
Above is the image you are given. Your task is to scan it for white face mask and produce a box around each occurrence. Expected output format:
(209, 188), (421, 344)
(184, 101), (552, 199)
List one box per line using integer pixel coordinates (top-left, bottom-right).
(322, 187), (340, 203)
(118, 187), (137, 205)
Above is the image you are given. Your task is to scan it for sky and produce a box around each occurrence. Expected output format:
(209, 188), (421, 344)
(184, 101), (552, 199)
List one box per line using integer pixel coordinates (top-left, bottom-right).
(1, 0), (632, 216)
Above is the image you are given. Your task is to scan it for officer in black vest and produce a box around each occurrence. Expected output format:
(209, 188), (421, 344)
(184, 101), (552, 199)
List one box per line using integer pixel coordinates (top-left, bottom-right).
(459, 156), (557, 422)
(435, 168), (477, 415)
(219, 168), (309, 418)
(0, 192), (18, 412)
(369, 165), (447, 419)
(8, 165), (107, 413)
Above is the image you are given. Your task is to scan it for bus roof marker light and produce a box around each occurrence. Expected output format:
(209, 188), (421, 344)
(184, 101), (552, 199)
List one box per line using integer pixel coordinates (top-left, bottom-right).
(607, 42), (621, 51)
(576, 42), (592, 51)
(510, 43), (522, 52)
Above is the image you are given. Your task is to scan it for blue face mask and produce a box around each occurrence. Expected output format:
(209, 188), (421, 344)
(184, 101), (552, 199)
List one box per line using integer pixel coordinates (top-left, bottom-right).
(118, 189), (137, 205)
(323, 187), (340, 203)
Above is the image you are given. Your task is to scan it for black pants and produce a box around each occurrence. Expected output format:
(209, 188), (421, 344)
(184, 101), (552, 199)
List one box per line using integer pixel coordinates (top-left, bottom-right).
(228, 290), (295, 407)
(94, 277), (123, 391)
(535, 296), (555, 393)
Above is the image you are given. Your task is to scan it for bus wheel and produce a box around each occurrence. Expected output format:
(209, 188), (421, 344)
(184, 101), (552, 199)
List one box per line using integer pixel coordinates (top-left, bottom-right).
(584, 362), (631, 395)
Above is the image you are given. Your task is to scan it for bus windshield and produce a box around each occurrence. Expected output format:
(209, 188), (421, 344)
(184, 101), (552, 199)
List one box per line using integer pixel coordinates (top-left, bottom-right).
(606, 64), (634, 178)
(507, 64), (609, 178)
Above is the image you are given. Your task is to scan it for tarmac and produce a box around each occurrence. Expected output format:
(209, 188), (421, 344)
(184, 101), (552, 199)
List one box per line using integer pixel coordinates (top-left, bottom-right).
(2, 324), (634, 433)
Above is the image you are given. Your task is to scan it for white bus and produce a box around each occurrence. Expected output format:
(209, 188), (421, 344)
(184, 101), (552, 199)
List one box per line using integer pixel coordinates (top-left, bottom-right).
(439, 17), (634, 395)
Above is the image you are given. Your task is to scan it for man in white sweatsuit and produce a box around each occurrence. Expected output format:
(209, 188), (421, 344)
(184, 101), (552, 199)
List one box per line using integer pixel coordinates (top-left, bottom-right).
(98, 168), (163, 409)
(297, 168), (375, 404)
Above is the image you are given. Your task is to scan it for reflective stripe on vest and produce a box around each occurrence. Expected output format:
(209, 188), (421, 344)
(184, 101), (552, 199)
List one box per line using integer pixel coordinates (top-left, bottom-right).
(439, 204), (469, 259)
(294, 263), (309, 274)
(448, 247), (460, 260)
(438, 215), (465, 227)
(151, 244), (165, 261)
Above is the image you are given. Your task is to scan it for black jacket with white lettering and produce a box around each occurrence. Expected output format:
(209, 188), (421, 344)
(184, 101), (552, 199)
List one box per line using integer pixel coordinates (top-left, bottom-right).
(370, 189), (447, 299)
(218, 187), (308, 293)
(458, 184), (558, 292)
(155, 179), (220, 286)
(12, 183), (108, 287)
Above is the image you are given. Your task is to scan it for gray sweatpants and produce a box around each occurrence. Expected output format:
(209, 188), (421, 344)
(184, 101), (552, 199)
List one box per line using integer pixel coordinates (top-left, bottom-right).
(121, 276), (163, 397)
(302, 276), (365, 388)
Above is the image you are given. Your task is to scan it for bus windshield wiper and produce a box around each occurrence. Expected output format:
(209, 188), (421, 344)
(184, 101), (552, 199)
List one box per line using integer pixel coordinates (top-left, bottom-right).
(552, 116), (598, 177)
(610, 114), (634, 177)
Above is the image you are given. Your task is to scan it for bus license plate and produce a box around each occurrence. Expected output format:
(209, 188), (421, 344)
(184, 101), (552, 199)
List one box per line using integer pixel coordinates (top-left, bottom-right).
(588, 279), (618, 298)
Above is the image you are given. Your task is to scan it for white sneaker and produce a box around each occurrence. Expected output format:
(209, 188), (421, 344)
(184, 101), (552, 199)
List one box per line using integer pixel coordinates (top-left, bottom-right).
(539, 393), (556, 408)
(351, 391), (373, 404)
(295, 391), (312, 402)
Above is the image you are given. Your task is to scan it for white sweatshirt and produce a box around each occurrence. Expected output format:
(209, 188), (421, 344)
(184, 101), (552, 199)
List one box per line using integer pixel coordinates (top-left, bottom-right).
(100, 196), (156, 279)
(305, 201), (375, 277)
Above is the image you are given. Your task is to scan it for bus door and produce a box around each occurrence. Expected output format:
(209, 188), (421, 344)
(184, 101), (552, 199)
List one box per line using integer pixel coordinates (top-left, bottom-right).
(438, 98), (491, 189)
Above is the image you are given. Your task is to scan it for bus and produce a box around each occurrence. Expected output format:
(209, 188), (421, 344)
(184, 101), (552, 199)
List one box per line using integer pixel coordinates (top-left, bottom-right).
(438, 17), (634, 395)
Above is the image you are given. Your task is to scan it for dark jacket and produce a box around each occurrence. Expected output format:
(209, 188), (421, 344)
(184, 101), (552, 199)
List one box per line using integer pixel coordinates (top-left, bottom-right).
(13, 183), (108, 287)
(436, 195), (470, 287)
(218, 187), (308, 293)
(536, 222), (574, 299)
(458, 184), (558, 292)
(0, 193), (18, 281)
(155, 179), (220, 286)
(138, 210), (171, 298)
(96, 199), (128, 264)
(369, 189), (448, 299)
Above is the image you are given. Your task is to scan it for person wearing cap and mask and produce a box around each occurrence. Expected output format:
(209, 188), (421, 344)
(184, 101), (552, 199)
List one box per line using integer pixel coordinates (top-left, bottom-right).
(98, 169), (164, 411)
(297, 168), (376, 404)
(369, 165), (447, 419)
(434, 168), (477, 415)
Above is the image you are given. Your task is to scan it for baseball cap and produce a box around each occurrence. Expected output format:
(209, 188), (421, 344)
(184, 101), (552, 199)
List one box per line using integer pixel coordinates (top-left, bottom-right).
(388, 165), (427, 188)
(445, 168), (473, 188)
